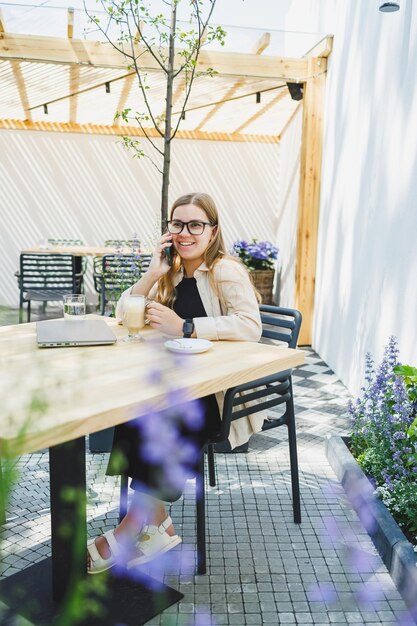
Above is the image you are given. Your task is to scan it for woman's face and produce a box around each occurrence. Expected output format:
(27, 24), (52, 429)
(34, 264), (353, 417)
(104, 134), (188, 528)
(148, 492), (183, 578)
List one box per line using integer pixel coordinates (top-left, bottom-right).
(170, 203), (216, 265)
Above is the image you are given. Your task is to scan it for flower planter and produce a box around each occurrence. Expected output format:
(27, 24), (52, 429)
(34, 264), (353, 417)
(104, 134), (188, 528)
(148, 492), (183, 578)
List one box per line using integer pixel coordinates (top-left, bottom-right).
(250, 269), (275, 304)
(326, 434), (417, 612)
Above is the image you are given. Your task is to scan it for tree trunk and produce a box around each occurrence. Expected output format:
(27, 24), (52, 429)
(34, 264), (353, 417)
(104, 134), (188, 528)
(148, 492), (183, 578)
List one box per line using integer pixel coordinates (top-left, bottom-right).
(160, 0), (177, 231)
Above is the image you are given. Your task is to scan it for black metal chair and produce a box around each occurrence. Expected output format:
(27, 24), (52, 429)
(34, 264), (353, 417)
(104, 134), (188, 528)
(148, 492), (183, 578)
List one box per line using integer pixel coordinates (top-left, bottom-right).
(93, 254), (152, 316)
(16, 253), (83, 323)
(46, 239), (87, 294)
(194, 305), (303, 572)
(119, 305), (302, 575)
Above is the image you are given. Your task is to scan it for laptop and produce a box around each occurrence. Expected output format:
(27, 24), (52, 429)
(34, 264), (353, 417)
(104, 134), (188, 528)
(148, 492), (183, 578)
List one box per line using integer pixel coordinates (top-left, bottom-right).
(36, 319), (117, 348)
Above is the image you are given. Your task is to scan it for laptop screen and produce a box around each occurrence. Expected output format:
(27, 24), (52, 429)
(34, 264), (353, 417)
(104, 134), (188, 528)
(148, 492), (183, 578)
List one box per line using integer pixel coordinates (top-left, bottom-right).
(36, 320), (117, 348)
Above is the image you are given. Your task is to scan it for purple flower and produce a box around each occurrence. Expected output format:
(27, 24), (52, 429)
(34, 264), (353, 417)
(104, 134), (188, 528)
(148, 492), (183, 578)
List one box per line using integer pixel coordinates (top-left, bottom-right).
(230, 239), (278, 271)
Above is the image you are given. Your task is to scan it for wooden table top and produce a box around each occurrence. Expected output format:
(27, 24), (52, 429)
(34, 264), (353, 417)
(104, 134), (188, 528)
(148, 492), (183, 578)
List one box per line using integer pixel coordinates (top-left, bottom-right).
(0, 317), (304, 457)
(21, 245), (145, 257)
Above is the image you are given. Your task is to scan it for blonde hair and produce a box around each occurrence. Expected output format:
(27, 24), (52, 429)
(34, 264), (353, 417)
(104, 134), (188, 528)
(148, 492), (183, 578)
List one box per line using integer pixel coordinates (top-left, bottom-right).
(156, 192), (260, 306)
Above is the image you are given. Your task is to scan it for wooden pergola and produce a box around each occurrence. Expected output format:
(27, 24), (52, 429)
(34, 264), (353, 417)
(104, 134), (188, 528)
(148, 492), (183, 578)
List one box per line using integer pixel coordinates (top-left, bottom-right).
(0, 8), (332, 344)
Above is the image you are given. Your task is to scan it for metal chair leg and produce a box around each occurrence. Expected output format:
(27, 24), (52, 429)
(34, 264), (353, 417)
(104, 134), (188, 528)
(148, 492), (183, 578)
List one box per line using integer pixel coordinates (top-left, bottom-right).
(287, 387), (301, 524)
(207, 443), (216, 487)
(196, 449), (206, 575)
(27, 300), (31, 323)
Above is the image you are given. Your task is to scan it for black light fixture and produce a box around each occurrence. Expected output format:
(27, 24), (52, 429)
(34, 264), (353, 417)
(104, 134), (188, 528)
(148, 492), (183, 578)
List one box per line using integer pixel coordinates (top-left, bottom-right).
(43, 104), (48, 114)
(379, 1), (400, 11)
(286, 82), (303, 101)
(256, 92), (261, 104)
(105, 82), (111, 93)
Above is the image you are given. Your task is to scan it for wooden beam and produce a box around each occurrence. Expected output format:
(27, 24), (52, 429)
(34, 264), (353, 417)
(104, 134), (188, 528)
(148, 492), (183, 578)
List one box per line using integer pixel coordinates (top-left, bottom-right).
(233, 88), (289, 134)
(196, 80), (250, 131)
(171, 75), (187, 108)
(0, 118), (280, 143)
(0, 33), (311, 80)
(294, 58), (326, 345)
(114, 21), (142, 125)
(67, 8), (74, 40)
(10, 61), (32, 121)
(114, 74), (136, 126)
(69, 66), (80, 123)
(197, 32), (271, 131)
(251, 32), (271, 55)
(0, 9), (5, 34)
(304, 35), (334, 59)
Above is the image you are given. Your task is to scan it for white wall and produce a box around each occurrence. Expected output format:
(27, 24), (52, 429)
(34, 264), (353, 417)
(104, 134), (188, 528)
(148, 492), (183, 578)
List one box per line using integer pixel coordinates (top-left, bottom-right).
(285, 0), (417, 394)
(0, 130), (283, 306)
(276, 108), (302, 307)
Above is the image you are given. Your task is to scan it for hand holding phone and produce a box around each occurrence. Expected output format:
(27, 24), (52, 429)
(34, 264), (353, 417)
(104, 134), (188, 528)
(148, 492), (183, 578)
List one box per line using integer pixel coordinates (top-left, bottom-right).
(164, 245), (172, 266)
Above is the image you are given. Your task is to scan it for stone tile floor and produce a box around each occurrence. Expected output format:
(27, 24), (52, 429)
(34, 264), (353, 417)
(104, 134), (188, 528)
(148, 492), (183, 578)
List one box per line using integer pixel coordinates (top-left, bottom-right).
(0, 306), (415, 625)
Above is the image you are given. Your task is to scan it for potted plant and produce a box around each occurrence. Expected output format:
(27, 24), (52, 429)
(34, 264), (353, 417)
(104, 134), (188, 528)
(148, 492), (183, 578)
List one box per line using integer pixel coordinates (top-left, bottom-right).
(231, 239), (279, 304)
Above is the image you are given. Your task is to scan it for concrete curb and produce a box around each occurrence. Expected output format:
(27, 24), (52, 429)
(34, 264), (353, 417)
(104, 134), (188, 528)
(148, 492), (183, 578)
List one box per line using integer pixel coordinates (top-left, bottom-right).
(326, 434), (417, 612)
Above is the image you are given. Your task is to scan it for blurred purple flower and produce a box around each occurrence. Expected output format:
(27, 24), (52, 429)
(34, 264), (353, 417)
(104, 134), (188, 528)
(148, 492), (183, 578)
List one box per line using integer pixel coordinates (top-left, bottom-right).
(354, 580), (384, 607)
(345, 544), (377, 573)
(307, 582), (337, 604)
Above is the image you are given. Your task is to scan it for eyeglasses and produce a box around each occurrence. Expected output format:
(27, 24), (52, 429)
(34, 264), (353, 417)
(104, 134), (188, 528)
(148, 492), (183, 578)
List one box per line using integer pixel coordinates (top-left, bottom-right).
(167, 219), (215, 235)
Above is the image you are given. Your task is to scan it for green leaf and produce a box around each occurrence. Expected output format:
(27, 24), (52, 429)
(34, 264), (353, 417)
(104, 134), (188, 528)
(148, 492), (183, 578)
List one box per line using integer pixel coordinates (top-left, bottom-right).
(407, 416), (417, 439)
(394, 365), (417, 377)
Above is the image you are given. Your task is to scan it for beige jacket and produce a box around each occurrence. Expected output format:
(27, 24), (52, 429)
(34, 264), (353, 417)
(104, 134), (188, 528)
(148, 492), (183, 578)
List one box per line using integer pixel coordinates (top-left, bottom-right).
(117, 257), (264, 448)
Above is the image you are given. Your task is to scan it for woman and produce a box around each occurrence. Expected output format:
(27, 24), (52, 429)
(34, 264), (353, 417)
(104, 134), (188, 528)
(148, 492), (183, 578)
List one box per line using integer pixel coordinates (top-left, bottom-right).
(87, 192), (263, 574)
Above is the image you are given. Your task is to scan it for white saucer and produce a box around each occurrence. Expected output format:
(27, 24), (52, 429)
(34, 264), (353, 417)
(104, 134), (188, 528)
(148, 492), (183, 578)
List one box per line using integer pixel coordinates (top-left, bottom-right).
(164, 338), (213, 354)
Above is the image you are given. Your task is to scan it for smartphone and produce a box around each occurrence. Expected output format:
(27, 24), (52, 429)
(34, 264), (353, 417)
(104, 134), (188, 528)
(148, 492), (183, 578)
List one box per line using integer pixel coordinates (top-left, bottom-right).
(164, 245), (173, 266)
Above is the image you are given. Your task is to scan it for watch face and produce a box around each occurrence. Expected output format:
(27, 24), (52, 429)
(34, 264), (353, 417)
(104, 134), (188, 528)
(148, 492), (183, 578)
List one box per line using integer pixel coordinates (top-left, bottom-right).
(183, 320), (194, 337)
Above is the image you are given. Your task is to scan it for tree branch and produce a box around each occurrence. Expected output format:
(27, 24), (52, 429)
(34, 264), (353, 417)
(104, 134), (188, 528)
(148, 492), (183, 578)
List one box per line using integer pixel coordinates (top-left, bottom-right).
(83, 1), (135, 61)
(171, 1), (218, 138)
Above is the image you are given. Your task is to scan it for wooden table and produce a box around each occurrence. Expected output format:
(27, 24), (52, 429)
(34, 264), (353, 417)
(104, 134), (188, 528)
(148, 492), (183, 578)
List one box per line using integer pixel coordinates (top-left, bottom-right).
(0, 317), (304, 624)
(22, 245), (144, 257)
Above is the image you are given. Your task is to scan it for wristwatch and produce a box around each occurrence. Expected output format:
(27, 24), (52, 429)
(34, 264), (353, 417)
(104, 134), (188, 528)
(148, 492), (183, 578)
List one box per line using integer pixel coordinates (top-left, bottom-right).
(183, 318), (195, 338)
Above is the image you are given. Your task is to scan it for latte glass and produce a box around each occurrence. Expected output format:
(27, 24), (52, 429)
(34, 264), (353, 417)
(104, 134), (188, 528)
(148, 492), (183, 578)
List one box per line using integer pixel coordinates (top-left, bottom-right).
(122, 294), (146, 342)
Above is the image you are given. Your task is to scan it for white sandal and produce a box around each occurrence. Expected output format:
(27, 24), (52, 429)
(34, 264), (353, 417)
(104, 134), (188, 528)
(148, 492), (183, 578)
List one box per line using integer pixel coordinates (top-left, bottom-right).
(127, 515), (182, 569)
(87, 529), (124, 575)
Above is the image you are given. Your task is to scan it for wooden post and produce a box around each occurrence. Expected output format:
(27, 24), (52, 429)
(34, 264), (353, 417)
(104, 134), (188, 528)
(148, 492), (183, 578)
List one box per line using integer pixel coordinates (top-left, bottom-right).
(0, 9), (5, 33)
(67, 8), (74, 40)
(295, 57), (326, 345)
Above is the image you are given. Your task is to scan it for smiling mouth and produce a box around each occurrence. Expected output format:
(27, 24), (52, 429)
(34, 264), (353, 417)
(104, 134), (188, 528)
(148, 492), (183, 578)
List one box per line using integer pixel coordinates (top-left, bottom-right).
(177, 242), (195, 247)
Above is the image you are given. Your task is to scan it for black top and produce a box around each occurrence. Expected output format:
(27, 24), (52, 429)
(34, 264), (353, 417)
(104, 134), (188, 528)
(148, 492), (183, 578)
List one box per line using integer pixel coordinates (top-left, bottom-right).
(173, 277), (207, 319)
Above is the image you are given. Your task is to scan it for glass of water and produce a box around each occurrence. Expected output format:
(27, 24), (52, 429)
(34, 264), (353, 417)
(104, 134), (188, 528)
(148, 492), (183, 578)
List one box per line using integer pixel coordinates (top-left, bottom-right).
(63, 295), (86, 320)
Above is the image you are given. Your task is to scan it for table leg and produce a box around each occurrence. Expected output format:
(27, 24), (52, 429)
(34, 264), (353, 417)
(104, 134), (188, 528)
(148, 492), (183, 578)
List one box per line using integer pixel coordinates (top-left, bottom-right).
(49, 437), (86, 603)
(196, 450), (206, 575)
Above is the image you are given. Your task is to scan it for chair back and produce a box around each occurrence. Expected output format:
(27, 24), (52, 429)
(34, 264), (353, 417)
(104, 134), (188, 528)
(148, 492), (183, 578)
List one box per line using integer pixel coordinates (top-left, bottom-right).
(18, 253), (81, 294)
(260, 305), (302, 348)
(94, 254), (151, 310)
(213, 306), (302, 443)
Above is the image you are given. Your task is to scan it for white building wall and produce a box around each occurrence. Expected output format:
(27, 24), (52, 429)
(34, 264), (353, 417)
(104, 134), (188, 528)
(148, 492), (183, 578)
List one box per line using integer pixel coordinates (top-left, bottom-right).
(276, 109), (302, 307)
(284, 0), (417, 395)
(0, 130), (282, 306)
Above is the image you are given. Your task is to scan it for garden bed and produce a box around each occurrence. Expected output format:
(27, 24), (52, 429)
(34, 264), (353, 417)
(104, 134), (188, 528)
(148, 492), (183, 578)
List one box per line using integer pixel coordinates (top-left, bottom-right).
(326, 434), (417, 612)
